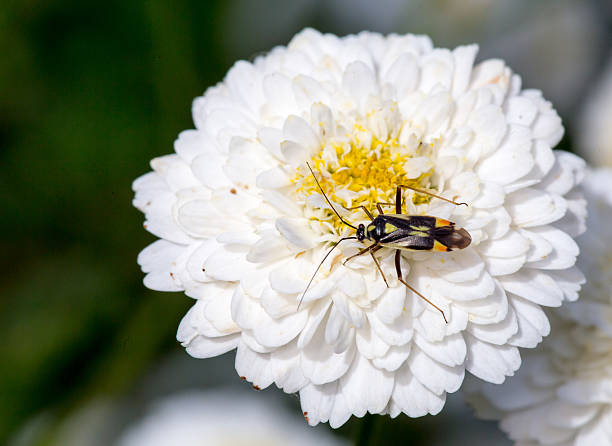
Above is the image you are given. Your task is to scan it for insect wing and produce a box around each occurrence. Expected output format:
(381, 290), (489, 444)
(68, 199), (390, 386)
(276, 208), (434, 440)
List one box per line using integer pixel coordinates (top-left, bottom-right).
(378, 215), (436, 251)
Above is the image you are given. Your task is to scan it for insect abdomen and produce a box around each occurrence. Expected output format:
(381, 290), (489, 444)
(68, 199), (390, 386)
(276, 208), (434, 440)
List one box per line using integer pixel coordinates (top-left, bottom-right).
(378, 215), (471, 252)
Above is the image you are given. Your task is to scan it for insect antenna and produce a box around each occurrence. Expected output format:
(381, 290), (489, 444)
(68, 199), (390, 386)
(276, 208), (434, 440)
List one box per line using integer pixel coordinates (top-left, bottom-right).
(306, 162), (358, 230)
(398, 184), (468, 207)
(298, 236), (357, 309)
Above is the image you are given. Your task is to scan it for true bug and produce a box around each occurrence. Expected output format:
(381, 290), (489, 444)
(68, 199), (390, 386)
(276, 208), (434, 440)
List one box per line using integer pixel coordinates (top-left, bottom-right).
(300, 163), (471, 323)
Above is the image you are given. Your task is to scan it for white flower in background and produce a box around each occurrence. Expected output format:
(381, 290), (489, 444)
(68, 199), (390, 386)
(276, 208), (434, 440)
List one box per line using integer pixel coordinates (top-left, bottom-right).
(576, 56), (612, 167)
(134, 29), (586, 426)
(465, 169), (612, 446)
(118, 390), (347, 446)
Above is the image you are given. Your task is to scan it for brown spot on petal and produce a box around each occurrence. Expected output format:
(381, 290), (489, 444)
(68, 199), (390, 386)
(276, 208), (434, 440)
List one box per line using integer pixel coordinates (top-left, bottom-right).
(303, 412), (309, 423)
(230, 188), (237, 194)
(253, 385), (261, 391)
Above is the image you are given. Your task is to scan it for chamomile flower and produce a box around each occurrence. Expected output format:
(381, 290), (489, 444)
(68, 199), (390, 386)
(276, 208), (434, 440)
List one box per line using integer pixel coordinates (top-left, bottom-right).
(465, 169), (612, 445)
(134, 29), (586, 426)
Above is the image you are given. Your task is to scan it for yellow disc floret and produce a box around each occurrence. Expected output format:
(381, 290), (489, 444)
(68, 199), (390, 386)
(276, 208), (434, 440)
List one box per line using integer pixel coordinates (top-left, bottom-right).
(293, 121), (434, 232)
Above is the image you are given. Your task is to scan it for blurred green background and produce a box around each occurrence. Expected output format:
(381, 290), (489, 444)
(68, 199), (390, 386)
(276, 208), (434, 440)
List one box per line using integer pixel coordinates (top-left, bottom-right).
(1, 0), (610, 444)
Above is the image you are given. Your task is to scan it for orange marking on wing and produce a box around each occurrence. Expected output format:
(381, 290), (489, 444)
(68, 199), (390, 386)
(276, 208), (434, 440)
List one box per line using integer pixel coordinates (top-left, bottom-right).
(435, 218), (451, 227)
(433, 240), (450, 252)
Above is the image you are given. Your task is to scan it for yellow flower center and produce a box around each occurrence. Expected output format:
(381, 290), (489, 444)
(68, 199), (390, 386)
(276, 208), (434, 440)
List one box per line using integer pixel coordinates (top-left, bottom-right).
(293, 122), (434, 232)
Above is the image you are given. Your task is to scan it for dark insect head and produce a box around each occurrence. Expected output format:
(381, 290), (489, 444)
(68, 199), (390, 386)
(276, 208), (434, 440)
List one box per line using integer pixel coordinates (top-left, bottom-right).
(356, 224), (366, 241)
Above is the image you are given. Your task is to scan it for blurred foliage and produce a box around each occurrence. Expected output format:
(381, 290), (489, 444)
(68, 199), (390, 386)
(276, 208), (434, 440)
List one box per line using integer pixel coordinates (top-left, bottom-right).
(0, 0), (226, 442)
(0, 0), (609, 445)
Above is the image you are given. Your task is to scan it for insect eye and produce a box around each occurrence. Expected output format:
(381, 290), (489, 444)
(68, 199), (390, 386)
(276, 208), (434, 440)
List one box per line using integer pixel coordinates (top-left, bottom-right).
(357, 224), (365, 240)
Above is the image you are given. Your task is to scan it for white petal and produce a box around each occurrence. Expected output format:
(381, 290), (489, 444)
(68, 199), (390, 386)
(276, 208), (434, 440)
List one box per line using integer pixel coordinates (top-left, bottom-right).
(425, 249), (484, 283)
(280, 140), (309, 165)
(429, 271), (495, 302)
(204, 245), (251, 282)
(451, 44), (478, 98)
(507, 295), (550, 348)
(256, 166), (292, 189)
(374, 286), (407, 324)
(454, 280), (509, 324)
(471, 182), (505, 209)
(477, 229), (529, 258)
(253, 309), (308, 348)
(355, 324), (390, 359)
(506, 188), (567, 228)
(574, 409), (612, 446)
(257, 126), (284, 159)
(270, 341), (308, 393)
(310, 102), (334, 139)
(477, 125), (534, 185)
(138, 240), (185, 291)
(283, 115), (320, 152)
(262, 73), (297, 119)
(558, 379), (612, 405)
(467, 305), (518, 345)
(484, 256), (527, 277)
(192, 155), (234, 194)
(292, 75), (330, 109)
(301, 321), (355, 385)
(480, 376), (552, 412)
(372, 344), (412, 372)
(539, 151), (585, 196)
(525, 225), (579, 270)
(392, 365), (446, 417)
(297, 299), (331, 349)
(505, 96), (538, 127)
(409, 348), (464, 395)
(329, 392), (352, 429)
(150, 154), (200, 191)
(234, 341), (274, 389)
(340, 354), (394, 416)
(299, 382), (336, 426)
(247, 235), (292, 263)
(269, 262), (305, 294)
(368, 308), (413, 347)
(231, 286), (264, 330)
(499, 270), (564, 307)
(382, 53), (419, 96)
(414, 332), (466, 367)
(548, 267), (585, 302)
(185, 333), (239, 359)
(465, 334), (521, 384)
(275, 217), (317, 250)
(205, 290), (240, 335)
(342, 61), (378, 111)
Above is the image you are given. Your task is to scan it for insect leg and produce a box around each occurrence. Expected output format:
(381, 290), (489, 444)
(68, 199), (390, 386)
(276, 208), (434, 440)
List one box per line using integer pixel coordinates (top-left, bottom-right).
(343, 205), (374, 221)
(398, 184), (468, 207)
(369, 248), (389, 287)
(343, 242), (379, 265)
(375, 202), (395, 214)
(394, 251), (448, 324)
(298, 236), (357, 309)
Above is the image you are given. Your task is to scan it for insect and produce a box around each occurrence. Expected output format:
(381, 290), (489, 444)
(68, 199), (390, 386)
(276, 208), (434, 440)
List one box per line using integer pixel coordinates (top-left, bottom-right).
(300, 163), (472, 323)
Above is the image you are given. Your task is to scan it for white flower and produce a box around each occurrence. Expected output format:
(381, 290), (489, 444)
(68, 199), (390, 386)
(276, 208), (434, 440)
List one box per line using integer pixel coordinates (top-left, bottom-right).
(133, 28), (587, 426)
(576, 55), (612, 167)
(117, 390), (347, 446)
(465, 169), (612, 446)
